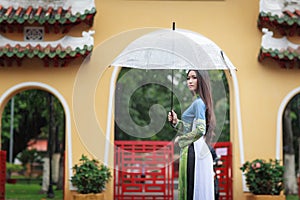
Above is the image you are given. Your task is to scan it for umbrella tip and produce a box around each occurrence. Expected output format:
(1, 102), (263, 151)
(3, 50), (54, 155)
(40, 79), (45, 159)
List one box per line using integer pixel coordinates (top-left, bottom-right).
(172, 22), (176, 31)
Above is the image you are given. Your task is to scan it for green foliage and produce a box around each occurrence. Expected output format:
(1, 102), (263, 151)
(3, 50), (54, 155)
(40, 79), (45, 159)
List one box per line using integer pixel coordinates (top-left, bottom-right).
(240, 159), (284, 195)
(285, 95), (300, 173)
(115, 69), (230, 142)
(6, 162), (24, 179)
(71, 155), (112, 194)
(1, 89), (65, 161)
(116, 69), (182, 141)
(6, 163), (24, 173)
(210, 70), (230, 142)
(16, 149), (43, 166)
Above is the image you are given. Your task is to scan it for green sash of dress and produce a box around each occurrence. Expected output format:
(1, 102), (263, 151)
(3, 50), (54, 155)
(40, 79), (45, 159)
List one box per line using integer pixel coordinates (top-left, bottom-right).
(178, 146), (188, 200)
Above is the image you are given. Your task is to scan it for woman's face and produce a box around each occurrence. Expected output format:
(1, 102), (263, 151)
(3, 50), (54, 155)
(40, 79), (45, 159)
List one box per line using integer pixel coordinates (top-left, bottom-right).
(187, 70), (198, 94)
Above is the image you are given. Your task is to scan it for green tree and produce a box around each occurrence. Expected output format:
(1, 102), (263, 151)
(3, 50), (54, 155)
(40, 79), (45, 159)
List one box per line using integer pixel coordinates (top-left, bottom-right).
(1, 89), (65, 162)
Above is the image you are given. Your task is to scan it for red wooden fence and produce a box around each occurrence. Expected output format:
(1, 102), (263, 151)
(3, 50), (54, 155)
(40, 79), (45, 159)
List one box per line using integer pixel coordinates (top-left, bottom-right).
(114, 141), (174, 200)
(114, 141), (232, 200)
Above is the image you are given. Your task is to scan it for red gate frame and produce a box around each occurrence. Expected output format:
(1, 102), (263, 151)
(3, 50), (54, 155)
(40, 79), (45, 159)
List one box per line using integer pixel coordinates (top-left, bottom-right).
(0, 151), (6, 200)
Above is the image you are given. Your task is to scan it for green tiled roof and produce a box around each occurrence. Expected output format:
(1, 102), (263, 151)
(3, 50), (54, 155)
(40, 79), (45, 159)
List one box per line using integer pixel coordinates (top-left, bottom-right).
(258, 7), (300, 36)
(0, 31), (94, 67)
(259, 11), (299, 26)
(0, 44), (93, 58)
(258, 28), (300, 68)
(260, 47), (300, 60)
(258, 47), (300, 68)
(258, 1), (300, 67)
(0, 5), (96, 25)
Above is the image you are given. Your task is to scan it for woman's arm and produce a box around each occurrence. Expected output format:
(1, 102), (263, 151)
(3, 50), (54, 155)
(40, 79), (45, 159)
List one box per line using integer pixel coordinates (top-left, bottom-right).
(176, 118), (206, 148)
(176, 99), (206, 148)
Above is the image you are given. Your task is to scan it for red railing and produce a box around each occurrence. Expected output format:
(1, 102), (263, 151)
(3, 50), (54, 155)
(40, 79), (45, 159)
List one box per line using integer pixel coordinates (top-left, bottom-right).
(114, 141), (232, 200)
(114, 141), (174, 200)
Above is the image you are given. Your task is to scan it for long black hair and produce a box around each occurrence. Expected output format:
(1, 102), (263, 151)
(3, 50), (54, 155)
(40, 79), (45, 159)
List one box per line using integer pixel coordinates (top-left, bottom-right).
(187, 70), (216, 144)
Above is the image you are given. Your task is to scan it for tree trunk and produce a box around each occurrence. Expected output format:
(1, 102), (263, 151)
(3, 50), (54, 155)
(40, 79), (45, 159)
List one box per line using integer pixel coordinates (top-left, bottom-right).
(284, 154), (298, 194)
(56, 115), (65, 190)
(283, 107), (298, 194)
(56, 153), (64, 190)
(41, 157), (49, 192)
(52, 153), (60, 183)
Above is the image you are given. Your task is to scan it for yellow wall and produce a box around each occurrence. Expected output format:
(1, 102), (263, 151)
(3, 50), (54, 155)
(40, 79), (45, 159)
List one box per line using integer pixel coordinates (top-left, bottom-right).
(86, 0), (300, 199)
(1, 0), (298, 199)
(93, 0), (293, 199)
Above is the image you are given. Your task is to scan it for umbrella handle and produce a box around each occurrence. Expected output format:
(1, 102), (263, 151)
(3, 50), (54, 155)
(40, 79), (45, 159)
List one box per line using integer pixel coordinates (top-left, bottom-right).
(170, 68), (174, 111)
(170, 69), (174, 125)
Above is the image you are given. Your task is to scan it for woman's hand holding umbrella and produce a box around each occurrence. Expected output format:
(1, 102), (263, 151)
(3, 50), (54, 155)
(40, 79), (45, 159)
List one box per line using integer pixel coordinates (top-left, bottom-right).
(168, 110), (178, 125)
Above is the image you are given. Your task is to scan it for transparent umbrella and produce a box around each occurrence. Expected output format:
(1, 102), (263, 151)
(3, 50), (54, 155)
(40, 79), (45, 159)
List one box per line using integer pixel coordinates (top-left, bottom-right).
(111, 26), (236, 111)
(111, 27), (236, 71)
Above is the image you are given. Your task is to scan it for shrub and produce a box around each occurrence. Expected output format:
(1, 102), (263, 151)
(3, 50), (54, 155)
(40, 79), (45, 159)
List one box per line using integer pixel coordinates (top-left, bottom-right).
(70, 154), (112, 194)
(240, 159), (284, 195)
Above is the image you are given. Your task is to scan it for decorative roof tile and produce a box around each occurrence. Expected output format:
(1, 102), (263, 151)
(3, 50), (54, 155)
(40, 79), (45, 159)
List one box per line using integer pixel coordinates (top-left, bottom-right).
(258, 0), (300, 36)
(258, 29), (300, 68)
(0, 0), (96, 32)
(0, 30), (94, 67)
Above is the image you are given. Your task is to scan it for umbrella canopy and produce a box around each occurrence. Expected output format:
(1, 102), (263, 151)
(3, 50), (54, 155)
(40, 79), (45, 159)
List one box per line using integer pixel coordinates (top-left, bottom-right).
(111, 28), (236, 70)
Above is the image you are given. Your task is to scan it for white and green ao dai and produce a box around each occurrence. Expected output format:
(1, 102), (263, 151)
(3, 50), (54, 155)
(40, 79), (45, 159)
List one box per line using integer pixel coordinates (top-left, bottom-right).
(174, 97), (214, 200)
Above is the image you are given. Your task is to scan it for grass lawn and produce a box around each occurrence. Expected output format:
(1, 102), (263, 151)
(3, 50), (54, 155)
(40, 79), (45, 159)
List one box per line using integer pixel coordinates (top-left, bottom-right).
(286, 195), (298, 200)
(5, 181), (298, 200)
(5, 183), (63, 200)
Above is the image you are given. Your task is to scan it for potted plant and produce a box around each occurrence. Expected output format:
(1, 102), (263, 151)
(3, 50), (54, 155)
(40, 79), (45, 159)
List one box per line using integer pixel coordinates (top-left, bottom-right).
(240, 159), (285, 200)
(6, 163), (24, 184)
(70, 154), (112, 200)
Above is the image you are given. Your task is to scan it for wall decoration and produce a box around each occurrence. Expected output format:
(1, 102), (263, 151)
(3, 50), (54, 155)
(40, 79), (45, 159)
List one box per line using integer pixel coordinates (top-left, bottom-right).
(24, 27), (44, 41)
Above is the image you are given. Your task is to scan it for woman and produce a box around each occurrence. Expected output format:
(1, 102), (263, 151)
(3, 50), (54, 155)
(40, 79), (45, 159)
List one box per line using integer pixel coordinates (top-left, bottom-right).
(168, 70), (216, 200)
